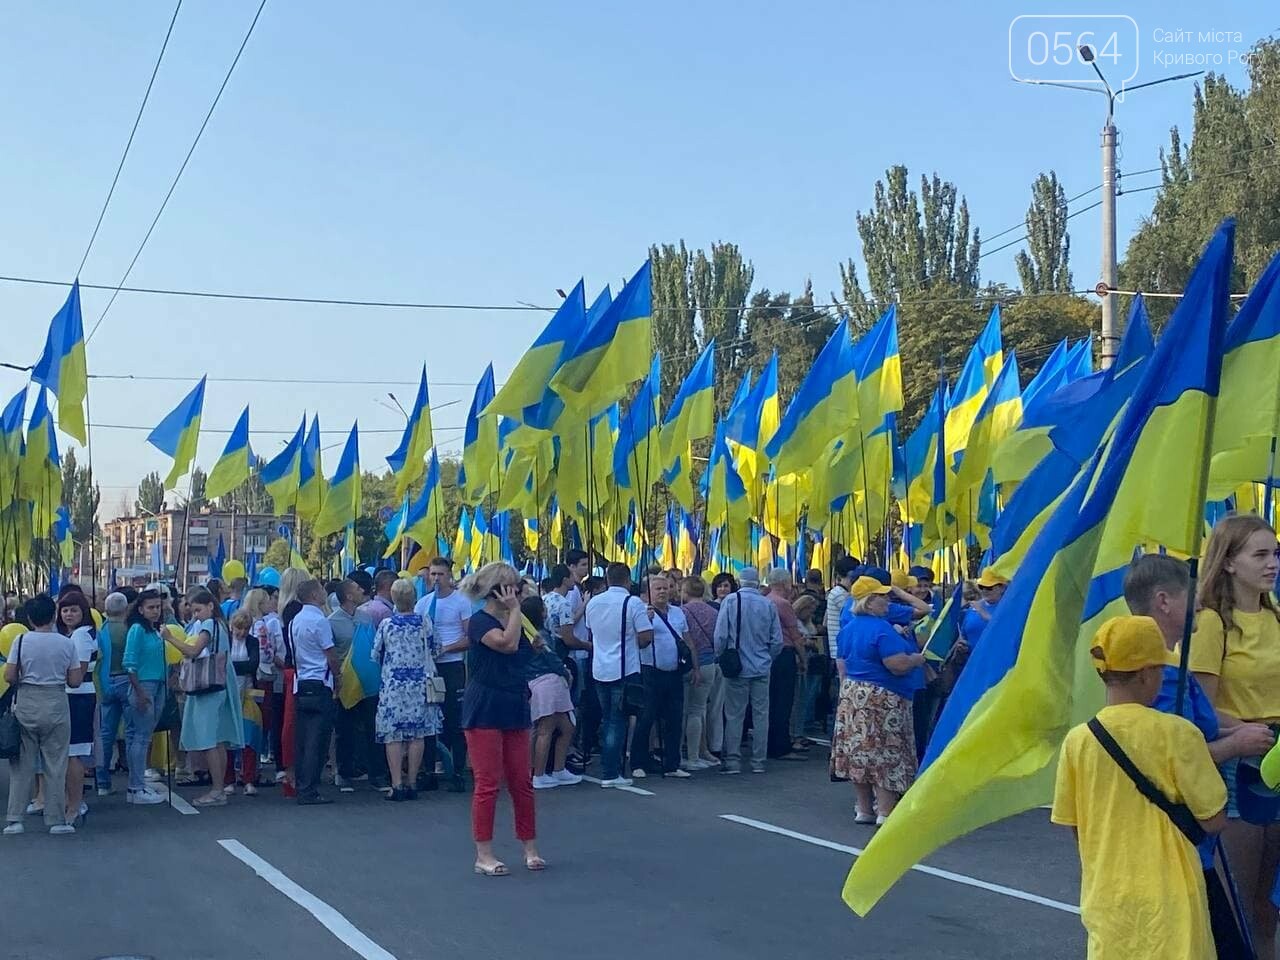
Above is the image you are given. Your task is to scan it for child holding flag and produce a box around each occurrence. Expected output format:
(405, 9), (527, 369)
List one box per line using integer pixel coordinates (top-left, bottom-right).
(1052, 616), (1228, 959)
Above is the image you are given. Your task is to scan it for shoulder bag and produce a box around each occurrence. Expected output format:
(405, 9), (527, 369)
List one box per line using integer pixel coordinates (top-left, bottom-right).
(718, 595), (744, 679)
(619, 596), (647, 715)
(179, 621), (228, 695)
(1087, 717), (1207, 846)
(423, 617), (447, 704)
(0, 636), (25, 760)
(651, 607), (694, 675)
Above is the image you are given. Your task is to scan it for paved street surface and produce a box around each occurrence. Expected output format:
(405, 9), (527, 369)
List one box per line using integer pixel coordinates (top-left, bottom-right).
(2, 745), (1084, 960)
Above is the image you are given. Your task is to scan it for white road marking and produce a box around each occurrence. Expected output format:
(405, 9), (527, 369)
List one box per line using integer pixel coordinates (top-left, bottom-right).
(219, 839), (398, 960)
(719, 814), (1080, 915)
(159, 786), (199, 815)
(581, 775), (655, 796)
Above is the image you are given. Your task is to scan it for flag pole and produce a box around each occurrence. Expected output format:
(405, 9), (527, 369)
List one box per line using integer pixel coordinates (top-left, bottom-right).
(84, 382), (99, 599)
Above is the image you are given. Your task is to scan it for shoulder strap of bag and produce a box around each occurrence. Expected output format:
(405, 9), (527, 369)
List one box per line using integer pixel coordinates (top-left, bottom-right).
(651, 606), (678, 667)
(733, 594), (742, 650)
(1087, 717), (1207, 846)
(13, 634), (23, 692)
(618, 596), (631, 682)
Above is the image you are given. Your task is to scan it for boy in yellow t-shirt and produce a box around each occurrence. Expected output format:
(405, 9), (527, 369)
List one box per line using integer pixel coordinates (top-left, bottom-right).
(1052, 616), (1228, 960)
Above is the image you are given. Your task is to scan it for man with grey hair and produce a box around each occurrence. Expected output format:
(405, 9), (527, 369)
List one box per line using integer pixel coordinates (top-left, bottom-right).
(94, 592), (132, 796)
(714, 567), (783, 775)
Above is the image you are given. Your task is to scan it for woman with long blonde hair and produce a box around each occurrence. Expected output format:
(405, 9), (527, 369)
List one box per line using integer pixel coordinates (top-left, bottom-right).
(1189, 513), (1280, 953)
(275, 567), (309, 797)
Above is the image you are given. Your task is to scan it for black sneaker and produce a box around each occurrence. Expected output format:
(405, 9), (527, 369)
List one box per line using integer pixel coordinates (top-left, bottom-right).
(297, 795), (335, 806)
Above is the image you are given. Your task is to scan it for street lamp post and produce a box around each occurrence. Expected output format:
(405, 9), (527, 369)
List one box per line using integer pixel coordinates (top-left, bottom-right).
(1017, 50), (1199, 368)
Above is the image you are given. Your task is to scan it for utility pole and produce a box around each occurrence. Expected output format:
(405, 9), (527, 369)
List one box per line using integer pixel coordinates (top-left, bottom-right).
(1017, 52), (1199, 368)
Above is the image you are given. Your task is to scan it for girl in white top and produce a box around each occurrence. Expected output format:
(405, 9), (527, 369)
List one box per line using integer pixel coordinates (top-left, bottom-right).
(57, 593), (98, 827)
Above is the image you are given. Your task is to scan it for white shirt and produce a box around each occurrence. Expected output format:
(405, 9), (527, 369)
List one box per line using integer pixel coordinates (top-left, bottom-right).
(567, 585), (590, 662)
(290, 603), (335, 690)
(414, 589), (472, 663)
(588, 586), (652, 682)
(66, 625), (98, 694)
(11, 629), (75, 687)
(645, 604), (688, 672)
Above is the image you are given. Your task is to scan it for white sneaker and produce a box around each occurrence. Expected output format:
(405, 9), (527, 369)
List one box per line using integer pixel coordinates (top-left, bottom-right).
(552, 769), (582, 785)
(680, 760), (707, 772)
(275, 771), (288, 783)
(630, 768), (647, 780)
(600, 776), (634, 788)
(876, 814), (889, 826)
(3, 822), (24, 836)
(532, 774), (560, 790)
(24, 802), (43, 816)
(127, 788), (166, 806)
(664, 769), (692, 779)
(49, 824), (75, 835)
(144, 768), (161, 782)
(699, 755), (721, 767)
(96, 786), (112, 798)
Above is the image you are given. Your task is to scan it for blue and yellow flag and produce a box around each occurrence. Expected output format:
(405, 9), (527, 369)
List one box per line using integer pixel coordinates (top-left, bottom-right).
(765, 319), (856, 478)
(461, 365), (499, 505)
(660, 341), (716, 509)
(486, 280), (586, 421)
(313, 421), (360, 538)
(853, 305), (904, 427)
(1112, 294), (1155, 375)
(260, 417), (305, 515)
(902, 386), (944, 556)
(387, 448), (443, 558)
(0, 388), (26, 508)
(613, 355), (662, 497)
(206, 405), (252, 502)
(20, 389), (61, 535)
(53, 504), (74, 568)
(338, 612), (380, 709)
(146, 376), (205, 490)
(676, 508), (698, 574)
(726, 353), (780, 503)
(549, 260), (652, 418)
(944, 306), (1003, 462)
(386, 366), (434, 498)
(452, 506), (472, 571)
(951, 351), (1022, 520)
(30, 280), (89, 444)
(703, 419), (751, 558)
(843, 220), (1234, 915)
(296, 415), (326, 523)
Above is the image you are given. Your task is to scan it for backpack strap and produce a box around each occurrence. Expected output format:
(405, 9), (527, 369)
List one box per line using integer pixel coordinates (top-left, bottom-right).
(1087, 717), (1207, 846)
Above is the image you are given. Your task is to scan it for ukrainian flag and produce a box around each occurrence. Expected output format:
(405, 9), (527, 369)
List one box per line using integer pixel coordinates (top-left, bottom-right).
(677, 509), (698, 574)
(902, 386), (944, 556)
(844, 219), (1234, 916)
(765, 320), (856, 478)
(486, 280), (585, 421)
(241, 691), (266, 754)
(386, 366), (434, 498)
(146, 376), (205, 490)
(613, 355), (662, 496)
(660, 341), (716, 509)
(313, 421), (360, 538)
(1065, 336), (1094, 379)
(339, 612), (380, 709)
(1208, 249), (1280, 498)
(400, 449), (443, 554)
(20, 388), (62, 533)
(726, 352), (780, 503)
(952, 351), (1022, 517)
(549, 260), (652, 418)
(703, 419), (751, 558)
(30, 280), (88, 444)
(260, 417), (305, 516)
(470, 507), (488, 570)
(54, 504), (74, 568)
(1112, 294), (1155, 375)
(461, 365), (499, 505)
(0, 388), (27, 508)
(853, 305), (904, 426)
(944, 306), (1003, 462)
(206, 405), (252, 501)
(452, 507), (472, 571)
(295, 416), (326, 522)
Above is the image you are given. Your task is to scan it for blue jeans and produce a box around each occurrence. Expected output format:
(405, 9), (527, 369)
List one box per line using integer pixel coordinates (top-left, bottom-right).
(96, 675), (132, 788)
(595, 680), (627, 780)
(124, 680), (165, 792)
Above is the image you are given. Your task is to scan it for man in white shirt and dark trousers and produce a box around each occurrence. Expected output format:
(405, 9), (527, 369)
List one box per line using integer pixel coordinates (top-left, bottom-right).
(414, 557), (472, 792)
(588, 563), (653, 787)
(631, 575), (691, 779)
(714, 567), (784, 775)
(291, 579), (342, 805)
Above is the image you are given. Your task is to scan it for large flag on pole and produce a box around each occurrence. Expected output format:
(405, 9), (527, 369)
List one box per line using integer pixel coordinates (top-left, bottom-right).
(313, 421), (361, 538)
(386, 366), (434, 498)
(765, 319), (857, 478)
(31, 280), (89, 444)
(261, 417), (305, 516)
(206, 406), (253, 501)
(146, 376), (205, 490)
(485, 280), (586, 421)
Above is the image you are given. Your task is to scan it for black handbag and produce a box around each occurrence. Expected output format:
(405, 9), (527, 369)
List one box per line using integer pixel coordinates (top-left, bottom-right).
(0, 636), (24, 761)
(717, 595), (744, 679)
(619, 597), (647, 716)
(153, 691), (181, 734)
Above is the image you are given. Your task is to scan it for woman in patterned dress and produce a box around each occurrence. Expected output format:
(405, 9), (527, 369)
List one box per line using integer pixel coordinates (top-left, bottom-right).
(829, 576), (926, 825)
(372, 578), (443, 802)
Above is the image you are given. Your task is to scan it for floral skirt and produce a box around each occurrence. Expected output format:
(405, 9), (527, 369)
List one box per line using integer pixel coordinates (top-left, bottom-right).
(829, 679), (916, 794)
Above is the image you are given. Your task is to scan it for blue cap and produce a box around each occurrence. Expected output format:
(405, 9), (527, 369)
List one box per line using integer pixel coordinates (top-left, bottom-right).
(857, 565), (892, 587)
(908, 565), (933, 581)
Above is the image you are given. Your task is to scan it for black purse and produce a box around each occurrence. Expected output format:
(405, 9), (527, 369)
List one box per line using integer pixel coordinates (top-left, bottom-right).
(153, 691), (181, 733)
(0, 636), (24, 761)
(619, 597), (647, 716)
(717, 595), (744, 679)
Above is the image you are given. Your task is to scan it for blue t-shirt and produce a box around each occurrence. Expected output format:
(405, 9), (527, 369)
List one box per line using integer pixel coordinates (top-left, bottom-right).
(461, 610), (533, 730)
(837, 613), (922, 700)
(960, 601), (997, 648)
(840, 597), (917, 630)
(1152, 664), (1220, 870)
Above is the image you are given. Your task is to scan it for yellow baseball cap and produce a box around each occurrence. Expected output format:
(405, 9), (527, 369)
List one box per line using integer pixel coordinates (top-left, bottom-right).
(851, 576), (893, 600)
(1090, 616), (1166, 673)
(890, 569), (918, 590)
(975, 568), (1009, 588)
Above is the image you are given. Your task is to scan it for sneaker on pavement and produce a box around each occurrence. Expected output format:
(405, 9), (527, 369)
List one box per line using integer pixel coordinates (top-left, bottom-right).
(275, 771), (288, 783)
(144, 768), (161, 782)
(600, 776), (634, 788)
(552, 769), (583, 785)
(3, 822), (24, 835)
(699, 755), (721, 767)
(751, 762), (766, 774)
(96, 786), (113, 798)
(334, 775), (355, 793)
(127, 788), (166, 805)
(532, 775), (560, 790)
(50, 824), (75, 835)
(720, 763), (742, 775)
(24, 802), (43, 816)
(630, 768), (647, 780)
(664, 769), (693, 779)
(876, 814), (889, 826)
(855, 811), (876, 824)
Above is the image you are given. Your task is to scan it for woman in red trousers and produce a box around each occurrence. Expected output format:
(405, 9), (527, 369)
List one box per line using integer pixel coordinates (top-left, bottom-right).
(459, 562), (541, 876)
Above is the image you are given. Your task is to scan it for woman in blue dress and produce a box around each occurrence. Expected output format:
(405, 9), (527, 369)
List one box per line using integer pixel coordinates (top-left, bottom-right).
(164, 587), (244, 807)
(372, 579), (443, 801)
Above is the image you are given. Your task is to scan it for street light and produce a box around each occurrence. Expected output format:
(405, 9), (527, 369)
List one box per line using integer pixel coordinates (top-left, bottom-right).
(1016, 49), (1200, 368)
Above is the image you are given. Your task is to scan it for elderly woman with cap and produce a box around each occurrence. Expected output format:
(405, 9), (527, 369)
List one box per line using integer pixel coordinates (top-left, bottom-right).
(829, 575), (926, 825)
(959, 567), (1008, 652)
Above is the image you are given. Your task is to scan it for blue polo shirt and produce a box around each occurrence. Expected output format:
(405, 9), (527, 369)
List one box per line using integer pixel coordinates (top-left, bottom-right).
(960, 601), (998, 648)
(840, 597), (917, 630)
(837, 613), (922, 700)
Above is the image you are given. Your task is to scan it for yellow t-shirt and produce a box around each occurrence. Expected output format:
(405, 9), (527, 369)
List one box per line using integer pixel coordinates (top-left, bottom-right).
(1187, 607), (1280, 723)
(1052, 703), (1225, 960)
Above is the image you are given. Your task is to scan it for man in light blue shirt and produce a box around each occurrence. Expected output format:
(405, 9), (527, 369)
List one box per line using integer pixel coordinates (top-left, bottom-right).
(714, 567), (782, 774)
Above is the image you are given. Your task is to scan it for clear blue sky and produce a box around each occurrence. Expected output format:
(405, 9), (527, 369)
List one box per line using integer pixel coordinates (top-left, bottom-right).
(1, 1), (1271, 512)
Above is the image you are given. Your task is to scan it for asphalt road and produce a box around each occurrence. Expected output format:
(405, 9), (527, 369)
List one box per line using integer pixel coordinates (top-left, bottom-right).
(2, 746), (1085, 960)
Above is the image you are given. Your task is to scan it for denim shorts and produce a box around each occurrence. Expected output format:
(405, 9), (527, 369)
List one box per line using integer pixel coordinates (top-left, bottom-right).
(1220, 757), (1280, 821)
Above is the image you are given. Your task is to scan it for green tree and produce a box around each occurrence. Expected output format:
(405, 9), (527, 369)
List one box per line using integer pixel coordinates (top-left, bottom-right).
(1015, 172), (1073, 293)
(216, 459), (271, 514)
(187, 467), (208, 511)
(741, 282), (837, 406)
(691, 242), (754, 405)
(60, 446), (100, 547)
(262, 537), (290, 570)
(1121, 39), (1280, 327)
(136, 471), (165, 515)
(649, 242), (697, 401)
